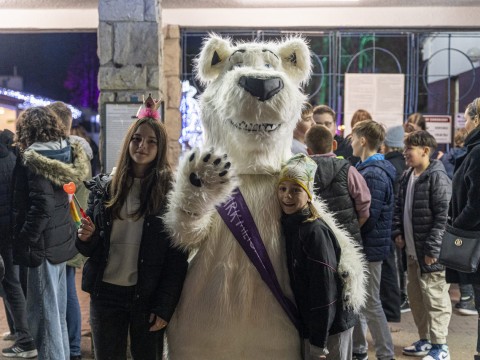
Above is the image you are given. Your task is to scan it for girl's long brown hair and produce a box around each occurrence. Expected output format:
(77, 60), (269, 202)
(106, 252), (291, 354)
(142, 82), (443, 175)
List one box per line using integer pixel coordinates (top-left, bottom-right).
(106, 117), (172, 219)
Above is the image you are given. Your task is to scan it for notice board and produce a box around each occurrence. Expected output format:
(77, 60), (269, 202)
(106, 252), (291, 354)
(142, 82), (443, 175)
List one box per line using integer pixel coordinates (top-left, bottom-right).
(102, 103), (141, 173)
(424, 114), (452, 144)
(344, 73), (405, 135)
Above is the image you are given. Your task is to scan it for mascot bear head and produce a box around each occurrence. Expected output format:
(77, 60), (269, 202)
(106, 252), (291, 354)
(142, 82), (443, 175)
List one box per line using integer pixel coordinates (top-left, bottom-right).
(195, 34), (312, 173)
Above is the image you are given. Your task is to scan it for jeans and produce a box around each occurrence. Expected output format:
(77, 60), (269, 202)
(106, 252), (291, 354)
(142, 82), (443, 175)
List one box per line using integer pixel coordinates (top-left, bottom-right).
(27, 259), (69, 360)
(66, 266), (82, 357)
(0, 282), (16, 334)
(90, 282), (164, 360)
(0, 246), (34, 345)
(353, 261), (395, 360)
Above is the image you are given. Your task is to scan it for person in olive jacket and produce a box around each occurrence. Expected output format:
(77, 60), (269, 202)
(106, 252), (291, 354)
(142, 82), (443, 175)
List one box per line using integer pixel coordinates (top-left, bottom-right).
(445, 97), (480, 360)
(76, 112), (188, 360)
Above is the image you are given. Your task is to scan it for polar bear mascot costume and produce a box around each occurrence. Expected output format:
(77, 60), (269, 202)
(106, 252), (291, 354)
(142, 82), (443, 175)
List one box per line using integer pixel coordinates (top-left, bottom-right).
(164, 34), (366, 360)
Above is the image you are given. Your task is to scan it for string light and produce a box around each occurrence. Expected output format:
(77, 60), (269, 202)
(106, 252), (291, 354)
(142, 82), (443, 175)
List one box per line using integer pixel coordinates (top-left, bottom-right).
(0, 87), (82, 119)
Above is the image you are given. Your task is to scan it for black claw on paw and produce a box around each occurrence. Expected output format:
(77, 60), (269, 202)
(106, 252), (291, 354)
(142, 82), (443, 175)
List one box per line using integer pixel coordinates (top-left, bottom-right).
(189, 153), (195, 162)
(203, 153), (211, 162)
(222, 154), (228, 159)
(219, 170), (228, 177)
(189, 173), (202, 187)
(213, 158), (221, 166)
(224, 162), (231, 169)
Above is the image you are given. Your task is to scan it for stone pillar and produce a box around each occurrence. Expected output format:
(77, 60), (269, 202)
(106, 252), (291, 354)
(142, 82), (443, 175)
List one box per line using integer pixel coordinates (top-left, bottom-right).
(162, 25), (182, 166)
(98, 0), (163, 102)
(97, 0), (163, 168)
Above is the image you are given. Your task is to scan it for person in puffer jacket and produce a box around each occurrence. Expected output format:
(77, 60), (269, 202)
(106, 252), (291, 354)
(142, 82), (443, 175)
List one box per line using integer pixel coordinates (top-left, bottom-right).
(11, 107), (89, 360)
(350, 120), (396, 360)
(392, 130), (452, 360)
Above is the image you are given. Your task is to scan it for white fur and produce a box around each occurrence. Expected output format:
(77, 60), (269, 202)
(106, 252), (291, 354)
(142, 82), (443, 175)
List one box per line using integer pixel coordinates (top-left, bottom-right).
(164, 35), (366, 360)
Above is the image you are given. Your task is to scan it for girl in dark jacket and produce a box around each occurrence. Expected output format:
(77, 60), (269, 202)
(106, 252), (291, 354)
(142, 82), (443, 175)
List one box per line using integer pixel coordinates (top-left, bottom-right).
(76, 99), (188, 360)
(11, 107), (89, 360)
(278, 153), (356, 360)
(445, 97), (480, 360)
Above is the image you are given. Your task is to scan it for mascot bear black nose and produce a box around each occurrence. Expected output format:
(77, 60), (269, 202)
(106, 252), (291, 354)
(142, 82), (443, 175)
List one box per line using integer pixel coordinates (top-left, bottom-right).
(238, 76), (284, 102)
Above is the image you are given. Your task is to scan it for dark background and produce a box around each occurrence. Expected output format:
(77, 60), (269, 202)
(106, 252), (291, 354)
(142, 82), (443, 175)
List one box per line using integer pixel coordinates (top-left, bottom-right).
(0, 32), (99, 112)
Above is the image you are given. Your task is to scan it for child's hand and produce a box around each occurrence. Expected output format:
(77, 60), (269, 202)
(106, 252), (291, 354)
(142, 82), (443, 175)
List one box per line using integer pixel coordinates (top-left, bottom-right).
(424, 255), (437, 266)
(77, 216), (95, 242)
(394, 235), (405, 249)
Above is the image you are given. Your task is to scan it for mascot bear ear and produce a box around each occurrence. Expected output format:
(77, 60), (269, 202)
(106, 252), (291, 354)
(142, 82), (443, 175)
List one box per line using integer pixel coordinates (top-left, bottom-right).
(277, 37), (312, 86)
(195, 34), (233, 83)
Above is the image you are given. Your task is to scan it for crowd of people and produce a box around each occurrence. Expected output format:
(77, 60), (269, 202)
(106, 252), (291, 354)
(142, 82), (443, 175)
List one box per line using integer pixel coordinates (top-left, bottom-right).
(291, 99), (480, 360)
(0, 96), (479, 360)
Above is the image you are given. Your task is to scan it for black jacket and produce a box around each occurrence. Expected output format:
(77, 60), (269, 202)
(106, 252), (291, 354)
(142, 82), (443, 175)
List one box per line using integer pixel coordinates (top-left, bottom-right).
(310, 155), (362, 244)
(0, 144), (15, 248)
(12, 141), (89, 267)
(76, 174), (188, 322)
(392, 160), (452, 273)
(446, 127), (480, 284)
(281, 210), (356, 351)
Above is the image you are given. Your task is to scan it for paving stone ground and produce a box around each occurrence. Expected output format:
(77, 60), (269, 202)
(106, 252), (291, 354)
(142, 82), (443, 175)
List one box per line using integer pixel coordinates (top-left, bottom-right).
(0, 272), (476, 359)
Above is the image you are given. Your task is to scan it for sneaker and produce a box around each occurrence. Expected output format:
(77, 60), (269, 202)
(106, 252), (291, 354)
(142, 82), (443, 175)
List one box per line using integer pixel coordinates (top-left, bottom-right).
(422, 344), (450, 360)
(403, 339), (432, 356)
(2, 332), (16, 341)
(352, 353), (368, 360)
(455, 296), (477, 316)
(2, 342), (38, 358)
(400, 299), (411, 313)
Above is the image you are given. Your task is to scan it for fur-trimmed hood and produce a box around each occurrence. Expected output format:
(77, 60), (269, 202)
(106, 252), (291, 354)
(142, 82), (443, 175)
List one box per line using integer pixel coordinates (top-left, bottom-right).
(21, 140), (89, 188)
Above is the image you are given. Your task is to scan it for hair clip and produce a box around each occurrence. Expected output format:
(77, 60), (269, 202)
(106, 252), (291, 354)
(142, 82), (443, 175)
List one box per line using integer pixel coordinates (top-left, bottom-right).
(136, 93), (161, 120)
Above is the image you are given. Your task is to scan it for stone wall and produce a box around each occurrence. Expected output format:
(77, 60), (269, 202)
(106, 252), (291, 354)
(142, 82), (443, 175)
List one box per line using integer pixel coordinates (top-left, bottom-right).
(98, 0), (162, 104)
(97, 0), (183, 168)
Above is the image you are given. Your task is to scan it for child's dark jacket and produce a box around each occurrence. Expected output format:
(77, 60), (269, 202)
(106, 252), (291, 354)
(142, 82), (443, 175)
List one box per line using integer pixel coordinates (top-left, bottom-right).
(281, 210), (356, 351)
(356, 158), (396, 262)
(76, 174), (188, 322)
(12, 141), (88, 267)
(392, 160), (452, 273)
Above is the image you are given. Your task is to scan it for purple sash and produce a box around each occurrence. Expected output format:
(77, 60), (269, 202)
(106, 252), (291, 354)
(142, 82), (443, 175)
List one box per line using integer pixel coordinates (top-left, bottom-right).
(217, 188), (300, 330)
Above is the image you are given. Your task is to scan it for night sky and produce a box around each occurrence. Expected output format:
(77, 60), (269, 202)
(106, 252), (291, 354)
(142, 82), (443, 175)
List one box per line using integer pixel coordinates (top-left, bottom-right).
(0, 33), (98, 109)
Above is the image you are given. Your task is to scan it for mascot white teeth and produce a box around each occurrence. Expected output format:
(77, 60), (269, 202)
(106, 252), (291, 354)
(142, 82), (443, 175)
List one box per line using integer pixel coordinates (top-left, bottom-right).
(164, 34), (366, 360)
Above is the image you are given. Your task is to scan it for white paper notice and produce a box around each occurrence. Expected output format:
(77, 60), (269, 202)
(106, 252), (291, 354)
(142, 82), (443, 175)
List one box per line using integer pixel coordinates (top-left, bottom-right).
(104, 103), (141, 173)
(344, 73), (405, 135)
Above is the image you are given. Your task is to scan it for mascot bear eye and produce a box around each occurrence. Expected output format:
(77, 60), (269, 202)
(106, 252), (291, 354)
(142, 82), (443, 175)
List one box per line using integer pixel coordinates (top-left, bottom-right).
(264, 63), (272, 68)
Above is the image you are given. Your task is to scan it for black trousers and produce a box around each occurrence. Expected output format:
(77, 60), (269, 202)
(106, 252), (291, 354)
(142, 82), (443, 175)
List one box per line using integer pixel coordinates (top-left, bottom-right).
(380, 247), (401, 322)
(90, 282), (164, 360)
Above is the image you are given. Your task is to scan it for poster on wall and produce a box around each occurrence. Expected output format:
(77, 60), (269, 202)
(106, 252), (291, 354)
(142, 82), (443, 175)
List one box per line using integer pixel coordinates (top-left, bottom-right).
(424, 114), (452, 144)
(455, 112), (466, 129)
(344, 73), (405, 136)
(102, 103), (141, 173)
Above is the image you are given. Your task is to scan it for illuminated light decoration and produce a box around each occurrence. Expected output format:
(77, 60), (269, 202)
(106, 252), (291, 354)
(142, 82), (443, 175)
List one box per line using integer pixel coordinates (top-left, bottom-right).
(179, 80), (204, 151)
(0, 87), (82, 119)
